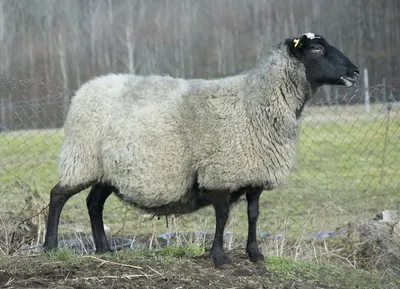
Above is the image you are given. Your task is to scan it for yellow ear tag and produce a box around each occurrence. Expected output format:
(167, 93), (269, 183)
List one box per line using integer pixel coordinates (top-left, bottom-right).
(293, 39), (300, 48)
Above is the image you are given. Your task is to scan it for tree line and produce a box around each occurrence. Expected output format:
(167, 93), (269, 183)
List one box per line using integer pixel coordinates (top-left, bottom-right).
(0, 0), (399, 130)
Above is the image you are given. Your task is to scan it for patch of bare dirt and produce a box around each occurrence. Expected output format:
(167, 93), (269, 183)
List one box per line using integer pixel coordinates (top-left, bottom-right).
(0, 250), (343, 289)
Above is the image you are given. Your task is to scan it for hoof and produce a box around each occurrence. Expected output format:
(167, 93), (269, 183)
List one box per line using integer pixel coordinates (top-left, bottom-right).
(42, 243), (57, 252)
(252, 259), (265, 265)
(216, 263), (233, 270)
(210, 248), (231, 270)
(95, 248), (112, 254)
(247, 250), (265, 264)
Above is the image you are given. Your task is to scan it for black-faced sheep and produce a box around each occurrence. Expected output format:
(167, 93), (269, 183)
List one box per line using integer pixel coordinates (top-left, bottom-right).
(43, 32), (359, 269)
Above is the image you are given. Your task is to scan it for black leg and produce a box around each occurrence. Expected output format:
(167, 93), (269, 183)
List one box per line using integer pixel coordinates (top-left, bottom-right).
(86, 183), (113, 253)
(246, 188), (264, 263)
(43, 183), (87, 251)
(209, 192), (231, 269)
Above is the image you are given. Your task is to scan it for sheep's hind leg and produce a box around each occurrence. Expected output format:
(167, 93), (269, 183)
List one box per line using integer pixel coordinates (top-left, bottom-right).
(246, 188), (265, 263)
(86, 183), (113, 253)
(43, 183), (88, 251)
(209, 192), (232, 269)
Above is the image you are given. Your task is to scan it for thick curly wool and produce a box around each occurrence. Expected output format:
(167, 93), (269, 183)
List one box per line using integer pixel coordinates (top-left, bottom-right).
(58, 44), (311, 212)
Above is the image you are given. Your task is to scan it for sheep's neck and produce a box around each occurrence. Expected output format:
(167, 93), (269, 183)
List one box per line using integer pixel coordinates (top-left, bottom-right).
(243, 74), (311, 121)
(237, 70), (312, 158)
(243, 54), (311, 118)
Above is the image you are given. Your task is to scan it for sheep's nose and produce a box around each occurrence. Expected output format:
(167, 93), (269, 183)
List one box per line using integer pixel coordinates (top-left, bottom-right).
(353, 68), (360, 77)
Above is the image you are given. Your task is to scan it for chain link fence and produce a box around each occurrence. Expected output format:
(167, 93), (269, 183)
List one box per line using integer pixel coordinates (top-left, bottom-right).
(0, 76), (399, 255)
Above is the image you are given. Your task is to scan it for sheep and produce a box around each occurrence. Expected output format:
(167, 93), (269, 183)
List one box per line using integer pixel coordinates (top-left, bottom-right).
(43, 32), (359, 269)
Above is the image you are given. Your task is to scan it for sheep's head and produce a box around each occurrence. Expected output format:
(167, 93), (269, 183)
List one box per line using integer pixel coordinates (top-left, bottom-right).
(286, 32), (359, 89)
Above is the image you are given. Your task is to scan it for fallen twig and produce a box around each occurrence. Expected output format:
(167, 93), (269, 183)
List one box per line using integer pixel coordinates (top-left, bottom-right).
(5, 278), (15, 286)
(82, 274), (150, 280)
(147, 265), (163, 276)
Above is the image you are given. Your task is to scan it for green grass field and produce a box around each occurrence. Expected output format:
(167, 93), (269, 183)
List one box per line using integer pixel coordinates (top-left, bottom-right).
(1, 104), (399, 241)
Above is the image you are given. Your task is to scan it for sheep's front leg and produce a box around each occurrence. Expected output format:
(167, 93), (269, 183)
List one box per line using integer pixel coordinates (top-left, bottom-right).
(246, 188), (265, 263)
(209, 192), (231, 269)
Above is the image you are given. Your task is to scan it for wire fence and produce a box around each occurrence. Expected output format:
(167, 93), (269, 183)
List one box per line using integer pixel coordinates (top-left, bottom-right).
(0, 76), (400, 254)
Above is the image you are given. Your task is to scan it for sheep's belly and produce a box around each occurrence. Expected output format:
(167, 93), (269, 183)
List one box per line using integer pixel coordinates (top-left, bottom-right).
(111, 180), (209, 216)
(113, 183), (190, 208)
(101, 150), (193, 209)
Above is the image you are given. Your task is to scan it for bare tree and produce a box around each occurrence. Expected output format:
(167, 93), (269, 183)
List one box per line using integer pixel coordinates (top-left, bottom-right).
(0, 0), (399, 127)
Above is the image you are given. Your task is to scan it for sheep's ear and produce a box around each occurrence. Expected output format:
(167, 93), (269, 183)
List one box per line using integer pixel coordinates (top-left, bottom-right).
(286, 35), (308, 57)
(291, 35), (308, 49)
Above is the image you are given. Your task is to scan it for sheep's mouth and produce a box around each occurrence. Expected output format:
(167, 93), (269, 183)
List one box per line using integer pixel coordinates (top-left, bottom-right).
(340, 73), (359, 88)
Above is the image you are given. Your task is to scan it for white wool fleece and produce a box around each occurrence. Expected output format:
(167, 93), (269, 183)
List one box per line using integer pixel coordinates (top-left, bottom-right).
(58, 45), (312, 209)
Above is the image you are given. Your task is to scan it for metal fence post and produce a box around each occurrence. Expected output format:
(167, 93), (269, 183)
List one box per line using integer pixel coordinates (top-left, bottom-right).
(0, 98), (5, 131)
(335, 87), (339, 111)
(363, 68), (370, 113)
(382, 78), (386, 103)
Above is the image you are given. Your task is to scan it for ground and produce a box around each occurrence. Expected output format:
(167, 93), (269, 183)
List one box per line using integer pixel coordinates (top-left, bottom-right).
(0, 247), (396, 289)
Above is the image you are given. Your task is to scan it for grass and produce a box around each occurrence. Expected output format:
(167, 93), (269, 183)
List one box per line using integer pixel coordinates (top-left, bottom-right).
(0, 104), (399, 239)
(266, 256), (387, 288)
(1, 104), (400, 288)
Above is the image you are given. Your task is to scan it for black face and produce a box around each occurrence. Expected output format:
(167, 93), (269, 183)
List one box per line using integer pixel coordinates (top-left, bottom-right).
(285, 33), (359, 89)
